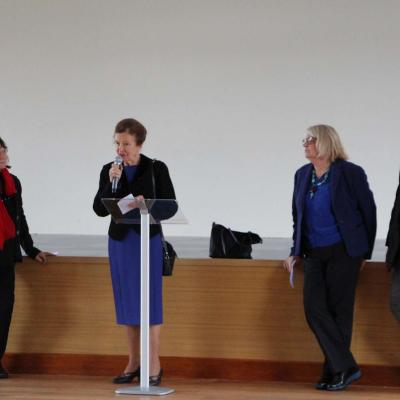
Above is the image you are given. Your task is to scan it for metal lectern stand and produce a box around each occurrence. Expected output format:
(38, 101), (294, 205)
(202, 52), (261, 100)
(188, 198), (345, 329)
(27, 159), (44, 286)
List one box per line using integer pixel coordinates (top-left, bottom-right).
(101, 198), (184, 396)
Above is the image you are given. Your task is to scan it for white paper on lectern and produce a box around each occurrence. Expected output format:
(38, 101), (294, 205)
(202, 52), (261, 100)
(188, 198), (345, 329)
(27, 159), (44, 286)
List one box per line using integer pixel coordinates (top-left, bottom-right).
(117, 194), (135, 214)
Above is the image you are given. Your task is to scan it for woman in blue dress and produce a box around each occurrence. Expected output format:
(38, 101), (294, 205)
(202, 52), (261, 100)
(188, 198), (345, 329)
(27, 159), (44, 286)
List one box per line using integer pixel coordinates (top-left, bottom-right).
(93, 118), (176, 386)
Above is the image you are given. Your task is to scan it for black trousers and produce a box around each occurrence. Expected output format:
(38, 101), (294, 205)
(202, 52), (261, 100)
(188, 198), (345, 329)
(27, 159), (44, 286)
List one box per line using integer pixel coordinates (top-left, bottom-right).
(390, 268), (400, 322)
(0, 263), (15, 360)
(303, 242), (361, 375)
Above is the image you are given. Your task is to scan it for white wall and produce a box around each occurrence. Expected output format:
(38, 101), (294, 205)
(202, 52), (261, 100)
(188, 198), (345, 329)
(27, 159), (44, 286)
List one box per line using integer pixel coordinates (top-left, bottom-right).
(1, 0), (399, 238)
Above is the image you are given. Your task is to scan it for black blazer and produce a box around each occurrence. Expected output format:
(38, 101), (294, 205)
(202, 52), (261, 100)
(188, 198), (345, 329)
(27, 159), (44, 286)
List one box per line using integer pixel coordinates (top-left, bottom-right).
(93, 154), (176, 240)
(386, 172), (400, 269)
(0, 173), (41, 265)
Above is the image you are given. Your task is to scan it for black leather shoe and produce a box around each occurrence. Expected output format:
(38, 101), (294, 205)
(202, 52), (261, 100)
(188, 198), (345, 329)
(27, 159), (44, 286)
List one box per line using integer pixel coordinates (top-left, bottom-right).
(315, 373), (332, 390)
(149, 369), (163, 386)
(326, 368), (361, 391)
(112, 367), (140, 384)
(0, 363), (9, 379)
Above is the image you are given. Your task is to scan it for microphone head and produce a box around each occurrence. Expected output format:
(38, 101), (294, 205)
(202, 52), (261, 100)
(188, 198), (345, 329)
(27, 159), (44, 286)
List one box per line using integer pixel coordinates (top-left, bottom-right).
(114, 156), (123, 165)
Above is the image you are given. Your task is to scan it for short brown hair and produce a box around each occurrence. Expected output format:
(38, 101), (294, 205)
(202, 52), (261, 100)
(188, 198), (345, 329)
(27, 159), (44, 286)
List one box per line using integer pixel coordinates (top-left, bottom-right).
(0, 137), (7, 150)
(114, 118), (147, 145)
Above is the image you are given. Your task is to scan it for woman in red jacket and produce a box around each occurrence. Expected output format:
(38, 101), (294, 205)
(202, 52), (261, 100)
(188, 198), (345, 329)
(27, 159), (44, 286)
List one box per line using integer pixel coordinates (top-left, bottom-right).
(0, 137), (49, 379)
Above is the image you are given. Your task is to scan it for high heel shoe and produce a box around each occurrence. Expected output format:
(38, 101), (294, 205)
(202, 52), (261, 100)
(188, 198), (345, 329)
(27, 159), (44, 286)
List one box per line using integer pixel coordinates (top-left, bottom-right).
(0, 363), (9, 379)
(149, 368), (163, 386)
(112, 366), (140, 384)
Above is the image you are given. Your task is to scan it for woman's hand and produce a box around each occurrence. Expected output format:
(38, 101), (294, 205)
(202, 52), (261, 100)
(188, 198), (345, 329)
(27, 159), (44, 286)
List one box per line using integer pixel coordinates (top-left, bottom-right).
(35, 251), (54, 264)
(283, 256), (301, 273)
(360, 259), (367, 271)
(109, 163), (123, 183)
(128, 195), (145, 209)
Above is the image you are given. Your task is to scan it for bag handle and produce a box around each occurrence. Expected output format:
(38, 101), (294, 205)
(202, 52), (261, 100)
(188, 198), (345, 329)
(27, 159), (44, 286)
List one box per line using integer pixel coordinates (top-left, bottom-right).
(220, 229), (227, 256)
(150, 159), (157, 198)
(220, 226), (244, 256)
(150, 159), (168, 248)
(228, 228), (241, 245)
(216, 224), (249, 256)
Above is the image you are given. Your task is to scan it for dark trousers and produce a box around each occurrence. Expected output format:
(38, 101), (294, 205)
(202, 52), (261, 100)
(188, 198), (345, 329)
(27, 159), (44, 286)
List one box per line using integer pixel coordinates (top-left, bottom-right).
(0, 263), (15, 360)
(303, 243), (361, 375)
(390, 268), (400, 322)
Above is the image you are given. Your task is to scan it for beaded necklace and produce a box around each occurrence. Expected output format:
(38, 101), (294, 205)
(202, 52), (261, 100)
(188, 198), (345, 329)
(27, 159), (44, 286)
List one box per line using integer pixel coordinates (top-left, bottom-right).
(309, 169), (329, 199)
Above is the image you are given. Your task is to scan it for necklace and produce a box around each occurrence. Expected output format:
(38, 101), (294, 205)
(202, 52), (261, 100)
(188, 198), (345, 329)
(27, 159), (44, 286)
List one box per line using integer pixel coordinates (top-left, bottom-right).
(309, 169), (329, 198)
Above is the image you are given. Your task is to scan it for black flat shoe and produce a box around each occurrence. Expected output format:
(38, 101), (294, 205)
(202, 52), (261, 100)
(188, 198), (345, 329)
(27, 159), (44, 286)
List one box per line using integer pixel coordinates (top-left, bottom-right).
(113, 367), (140, 384)
(326, 368), (361, 391)
(0, 364), (9, 379)
(149, 368), (163, 386)
(315, 373), (332, 390)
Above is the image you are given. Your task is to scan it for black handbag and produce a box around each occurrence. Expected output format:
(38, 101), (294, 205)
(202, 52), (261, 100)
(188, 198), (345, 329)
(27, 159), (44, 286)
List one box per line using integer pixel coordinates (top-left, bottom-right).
(209, 222), (263, 259)
(150, 159), (177, 276)
(160, 232), (177, 276)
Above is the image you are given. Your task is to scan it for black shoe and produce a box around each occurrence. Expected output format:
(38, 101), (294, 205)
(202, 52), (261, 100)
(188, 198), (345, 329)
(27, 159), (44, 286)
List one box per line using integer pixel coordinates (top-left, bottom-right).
(149, 369), (163, 386)
(112, 367), (140, 384)
(326, 368), (361, 391)
(0, 363), (9, 379)
(315, 373), (332, 390)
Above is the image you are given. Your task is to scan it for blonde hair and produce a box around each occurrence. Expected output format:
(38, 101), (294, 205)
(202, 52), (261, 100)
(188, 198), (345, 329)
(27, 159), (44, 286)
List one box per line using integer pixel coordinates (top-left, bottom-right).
(307, 124), (348, 162)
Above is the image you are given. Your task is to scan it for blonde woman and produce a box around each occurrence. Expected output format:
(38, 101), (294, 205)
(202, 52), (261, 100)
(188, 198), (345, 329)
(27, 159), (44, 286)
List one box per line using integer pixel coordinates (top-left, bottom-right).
(283, 125), (376, 391)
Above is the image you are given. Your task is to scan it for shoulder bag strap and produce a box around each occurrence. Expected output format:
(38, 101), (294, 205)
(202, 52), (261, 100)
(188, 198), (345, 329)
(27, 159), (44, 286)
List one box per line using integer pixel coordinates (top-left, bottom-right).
(150, 159), (168, 245)
(150, 159), (157, 198)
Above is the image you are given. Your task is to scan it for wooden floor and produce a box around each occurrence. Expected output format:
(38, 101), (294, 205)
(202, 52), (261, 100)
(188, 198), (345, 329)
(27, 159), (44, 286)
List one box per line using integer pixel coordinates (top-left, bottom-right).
(0, 375), (399, 400)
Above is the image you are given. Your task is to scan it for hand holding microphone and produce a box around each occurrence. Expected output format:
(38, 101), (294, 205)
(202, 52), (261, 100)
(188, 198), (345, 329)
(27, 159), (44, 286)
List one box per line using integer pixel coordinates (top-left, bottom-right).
(109, 156), (123, 193)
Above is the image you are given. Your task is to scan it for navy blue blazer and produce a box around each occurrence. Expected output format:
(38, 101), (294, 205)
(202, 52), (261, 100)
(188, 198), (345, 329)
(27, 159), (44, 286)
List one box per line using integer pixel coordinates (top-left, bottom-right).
(290, 159), (376, 259)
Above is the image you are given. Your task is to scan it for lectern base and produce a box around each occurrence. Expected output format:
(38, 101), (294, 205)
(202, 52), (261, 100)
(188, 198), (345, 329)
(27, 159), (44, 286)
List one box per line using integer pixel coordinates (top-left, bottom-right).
(115, 386), (175, 396)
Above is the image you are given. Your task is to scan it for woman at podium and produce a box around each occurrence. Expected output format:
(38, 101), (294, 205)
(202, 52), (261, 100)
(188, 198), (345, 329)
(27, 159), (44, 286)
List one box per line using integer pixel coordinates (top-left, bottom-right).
(93, 118), (176, 386)
(0, 137), (49, 379)
(283, 125), (376, 391)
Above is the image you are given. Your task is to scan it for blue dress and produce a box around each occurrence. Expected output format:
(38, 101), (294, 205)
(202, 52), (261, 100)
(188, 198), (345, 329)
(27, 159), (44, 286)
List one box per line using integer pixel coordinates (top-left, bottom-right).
(108, 165), (163, 325)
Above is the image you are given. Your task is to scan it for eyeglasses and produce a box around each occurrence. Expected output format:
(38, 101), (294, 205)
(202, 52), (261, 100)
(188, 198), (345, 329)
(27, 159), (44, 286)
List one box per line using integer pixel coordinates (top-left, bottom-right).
(302, 136), (317, 146)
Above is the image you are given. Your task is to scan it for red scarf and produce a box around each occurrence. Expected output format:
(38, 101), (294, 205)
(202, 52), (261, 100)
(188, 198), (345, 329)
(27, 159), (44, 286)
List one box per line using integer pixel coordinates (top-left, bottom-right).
(0, 168), (17, 250)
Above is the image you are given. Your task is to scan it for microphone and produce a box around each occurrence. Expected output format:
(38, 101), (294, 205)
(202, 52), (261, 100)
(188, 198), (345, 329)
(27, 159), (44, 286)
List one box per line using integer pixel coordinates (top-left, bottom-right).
(111, 156), (123, 194)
